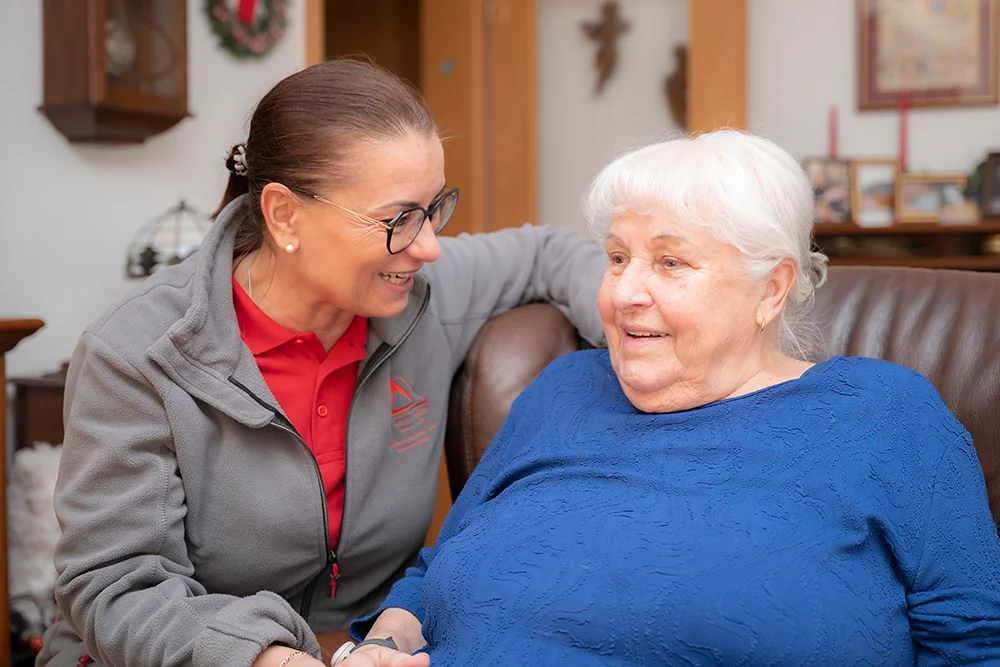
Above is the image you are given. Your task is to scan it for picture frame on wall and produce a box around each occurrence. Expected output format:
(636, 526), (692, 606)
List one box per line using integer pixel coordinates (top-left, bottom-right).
(851, 159), (899, 227)
(982, 153), (1000, 218)
(895, 173), (968, 223)
(802, 157), (852, 223)
(857, 0), (999, 110)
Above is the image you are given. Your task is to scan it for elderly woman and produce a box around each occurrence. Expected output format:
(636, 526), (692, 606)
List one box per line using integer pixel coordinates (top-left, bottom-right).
(341, 131), (1000, 666)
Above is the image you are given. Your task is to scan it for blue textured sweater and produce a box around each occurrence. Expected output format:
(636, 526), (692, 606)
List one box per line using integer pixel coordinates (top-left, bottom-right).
(354, 351), (1000, 665)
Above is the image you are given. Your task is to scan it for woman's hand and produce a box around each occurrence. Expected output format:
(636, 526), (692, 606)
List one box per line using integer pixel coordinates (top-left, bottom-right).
(337, 607), (428, 666)
(340, 645), (430, 667)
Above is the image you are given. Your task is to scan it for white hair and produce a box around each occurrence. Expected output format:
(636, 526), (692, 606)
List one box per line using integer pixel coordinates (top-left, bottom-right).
(583, 129), (828, 360)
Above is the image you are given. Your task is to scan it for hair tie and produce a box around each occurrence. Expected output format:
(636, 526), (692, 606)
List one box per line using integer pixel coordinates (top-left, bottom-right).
(807, 251), (829, 289)
(229, 143), (248, 177)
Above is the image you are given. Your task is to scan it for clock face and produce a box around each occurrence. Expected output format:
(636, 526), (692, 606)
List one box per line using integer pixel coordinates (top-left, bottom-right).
(105, 18), (137, 78)
(103, 0), (182, 98)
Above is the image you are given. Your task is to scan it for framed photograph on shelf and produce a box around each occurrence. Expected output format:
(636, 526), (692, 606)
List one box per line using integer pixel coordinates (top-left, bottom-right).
(982, 153), (1000, 217)
(851, 159), (899, 227)
(803, 157), (851, 223)
(857, 0), (999, 110)
(895, 173), (968, 223)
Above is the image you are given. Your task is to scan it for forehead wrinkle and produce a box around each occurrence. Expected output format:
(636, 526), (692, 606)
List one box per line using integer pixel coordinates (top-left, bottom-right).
(374, 183), (448, 211)
(648, 231), (690, 246)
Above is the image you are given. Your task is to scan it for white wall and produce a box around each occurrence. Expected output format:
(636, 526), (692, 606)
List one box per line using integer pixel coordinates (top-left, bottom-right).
(538, 0), (689, 236)
(748, 0), (1000, 171)
(0, 0), (305, 377)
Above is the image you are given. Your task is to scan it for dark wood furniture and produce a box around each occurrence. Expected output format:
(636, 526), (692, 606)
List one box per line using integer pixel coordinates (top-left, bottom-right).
(814, 220), (1000, 270)
(1, 319), (46, 665)
(39, 0), (189, 143)
(10, 364), (69, 452)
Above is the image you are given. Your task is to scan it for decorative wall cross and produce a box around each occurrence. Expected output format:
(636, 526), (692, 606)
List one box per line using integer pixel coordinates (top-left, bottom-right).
(664, 44), (688, 129)
(581, 1), (630, 96)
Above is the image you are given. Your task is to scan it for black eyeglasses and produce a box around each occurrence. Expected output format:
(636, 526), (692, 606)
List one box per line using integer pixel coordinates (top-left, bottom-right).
(312, 188), (460, 254)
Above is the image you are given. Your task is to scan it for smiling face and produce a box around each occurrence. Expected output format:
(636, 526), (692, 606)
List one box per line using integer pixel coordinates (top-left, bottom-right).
(598, 210), (777, 413)
(289, 131), (446, 320)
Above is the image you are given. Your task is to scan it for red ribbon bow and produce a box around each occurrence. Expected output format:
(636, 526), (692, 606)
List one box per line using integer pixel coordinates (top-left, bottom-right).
(238, 0), (257, 26)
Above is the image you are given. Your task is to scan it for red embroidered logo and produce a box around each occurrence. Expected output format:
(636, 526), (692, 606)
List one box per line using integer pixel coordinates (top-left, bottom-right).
(389, 375), (437, 451)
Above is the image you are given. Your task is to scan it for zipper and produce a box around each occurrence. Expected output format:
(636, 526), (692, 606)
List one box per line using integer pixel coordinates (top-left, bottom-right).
(331, 286), (432, 600)
(228, 377), (333, 619)
(297, 548), (336, 621)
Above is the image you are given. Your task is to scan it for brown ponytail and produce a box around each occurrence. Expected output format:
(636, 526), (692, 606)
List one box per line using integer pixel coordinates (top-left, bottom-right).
(209, 58), (436, 248)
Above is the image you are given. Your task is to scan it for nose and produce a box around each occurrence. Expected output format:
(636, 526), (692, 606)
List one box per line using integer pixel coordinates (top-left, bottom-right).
(612, 260), (653, 311)
(404, 217), (441, 263)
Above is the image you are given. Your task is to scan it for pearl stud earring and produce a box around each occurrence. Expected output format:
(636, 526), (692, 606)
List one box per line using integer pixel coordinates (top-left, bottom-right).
(285, 243), (296, 253)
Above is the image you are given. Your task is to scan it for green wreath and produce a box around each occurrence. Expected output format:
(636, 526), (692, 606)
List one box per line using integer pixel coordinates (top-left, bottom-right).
(206, 0), (288, 59)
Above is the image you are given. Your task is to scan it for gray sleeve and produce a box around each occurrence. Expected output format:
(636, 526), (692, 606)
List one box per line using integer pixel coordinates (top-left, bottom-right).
(424, 223), (607, 363)
(52, 333), (321, 667)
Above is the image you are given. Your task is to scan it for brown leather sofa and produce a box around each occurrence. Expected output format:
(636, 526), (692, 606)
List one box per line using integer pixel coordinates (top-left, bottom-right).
(445, 265), (1000, 529)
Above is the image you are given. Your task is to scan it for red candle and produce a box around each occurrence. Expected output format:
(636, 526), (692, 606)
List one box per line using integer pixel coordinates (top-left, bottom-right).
(829, 106), (839, 160)
(899, 94), (909, 172)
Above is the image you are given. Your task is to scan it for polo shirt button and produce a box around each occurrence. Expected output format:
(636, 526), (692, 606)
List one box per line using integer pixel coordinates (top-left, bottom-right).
(295, 337), (304, 344)
(317, 405), (329, 417)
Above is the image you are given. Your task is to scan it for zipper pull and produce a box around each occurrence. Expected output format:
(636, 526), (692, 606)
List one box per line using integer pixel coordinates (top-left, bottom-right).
(329, 550), (339, 598)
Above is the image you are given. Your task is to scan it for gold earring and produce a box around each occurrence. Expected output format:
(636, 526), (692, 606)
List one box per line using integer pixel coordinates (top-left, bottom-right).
(285, 243), (296, 253)
(759, 320), (766, 334)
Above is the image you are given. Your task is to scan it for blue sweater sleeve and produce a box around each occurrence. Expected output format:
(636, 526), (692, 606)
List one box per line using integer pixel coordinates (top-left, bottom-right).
(349, 358), (559, 640)
(909, 433), (1000, 664)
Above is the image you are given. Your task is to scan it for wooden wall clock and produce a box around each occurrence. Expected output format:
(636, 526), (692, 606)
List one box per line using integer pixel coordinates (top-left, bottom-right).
(39, 0), (189, 143)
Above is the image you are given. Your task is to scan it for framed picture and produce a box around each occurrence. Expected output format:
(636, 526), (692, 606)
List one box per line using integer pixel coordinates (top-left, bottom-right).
(857, 0), (999, 110)
(895, 173), (968, 223)
(803, 157), (852, 223)
(851, 159), (899, 227)
(982, 152), (1000, 217)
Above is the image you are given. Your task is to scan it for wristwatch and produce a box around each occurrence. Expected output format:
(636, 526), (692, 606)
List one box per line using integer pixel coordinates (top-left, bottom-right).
(330, 637), (398, 665)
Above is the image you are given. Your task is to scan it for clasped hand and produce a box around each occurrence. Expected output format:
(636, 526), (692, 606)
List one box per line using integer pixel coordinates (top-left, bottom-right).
(338, 644), (430, 667)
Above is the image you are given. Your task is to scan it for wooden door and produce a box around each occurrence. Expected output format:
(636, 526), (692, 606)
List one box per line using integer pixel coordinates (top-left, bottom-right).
(418, 0), (539, 236)
(689, 0), (747, 131)
(485, 0), (538, 231)
(418, 0), (488, 237)
(305, 0), (537, 238)
(323, 0), (420, 87)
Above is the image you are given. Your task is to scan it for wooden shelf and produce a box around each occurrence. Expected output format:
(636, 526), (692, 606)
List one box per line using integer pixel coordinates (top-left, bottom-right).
(815, 219), (1000, 271)
(815, 220), (1000, 237)
(828, 255), (1000, 271)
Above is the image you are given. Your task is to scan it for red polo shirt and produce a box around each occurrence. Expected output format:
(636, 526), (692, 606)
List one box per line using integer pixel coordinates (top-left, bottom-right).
(232, 277), (367, 554)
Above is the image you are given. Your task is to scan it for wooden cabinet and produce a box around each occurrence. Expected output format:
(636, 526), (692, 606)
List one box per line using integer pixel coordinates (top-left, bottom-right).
(10, 364), (68, 452)
(39, 0), (189, 143)
(814, 220), (1000, 271)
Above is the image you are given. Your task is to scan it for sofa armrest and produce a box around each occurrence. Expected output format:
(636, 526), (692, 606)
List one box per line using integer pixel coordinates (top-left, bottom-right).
(445, 303), (582, 498)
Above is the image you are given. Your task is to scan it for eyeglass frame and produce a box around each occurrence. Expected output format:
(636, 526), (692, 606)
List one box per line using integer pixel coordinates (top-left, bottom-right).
(308, 187), (460, 255)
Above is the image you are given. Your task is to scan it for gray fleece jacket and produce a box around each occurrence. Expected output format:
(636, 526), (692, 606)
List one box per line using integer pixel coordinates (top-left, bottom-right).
(38, 195), (606, 667)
